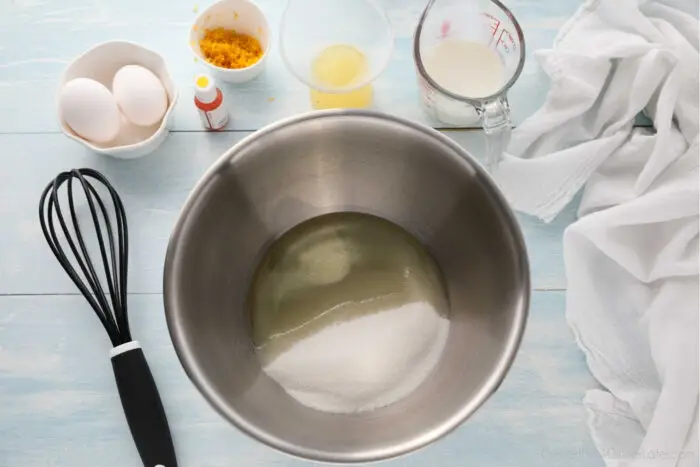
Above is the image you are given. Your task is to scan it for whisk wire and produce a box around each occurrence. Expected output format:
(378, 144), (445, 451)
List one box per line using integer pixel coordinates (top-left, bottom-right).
(83, 173), (131, 342)
(67, 176), (116, 328)
(83, 180), (120, 313)
(39, 168), (131, 346)
(84, 169), (131, 342)
(41, 180), (120, 344)
(74, 177), (122, 325)
(112, 183), (131, 338)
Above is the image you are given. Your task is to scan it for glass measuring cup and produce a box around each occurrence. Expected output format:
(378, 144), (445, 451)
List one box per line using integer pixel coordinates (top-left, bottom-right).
(280, 0), (394, 110)
(414, 0), (525, 172)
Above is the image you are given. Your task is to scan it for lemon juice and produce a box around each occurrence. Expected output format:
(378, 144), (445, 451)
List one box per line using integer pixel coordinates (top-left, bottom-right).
(310, 45), (374, 109)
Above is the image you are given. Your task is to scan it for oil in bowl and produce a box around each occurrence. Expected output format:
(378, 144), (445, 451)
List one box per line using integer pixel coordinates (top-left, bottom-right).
(248, 212), (450, 414)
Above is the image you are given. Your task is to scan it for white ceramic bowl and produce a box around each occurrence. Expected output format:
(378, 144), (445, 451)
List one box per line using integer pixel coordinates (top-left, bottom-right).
(189, 0), (270, 83)
(57, 41), (178, 159)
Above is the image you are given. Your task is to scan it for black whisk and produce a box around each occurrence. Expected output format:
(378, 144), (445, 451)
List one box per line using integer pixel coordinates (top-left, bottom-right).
(39, 168), (178, 467)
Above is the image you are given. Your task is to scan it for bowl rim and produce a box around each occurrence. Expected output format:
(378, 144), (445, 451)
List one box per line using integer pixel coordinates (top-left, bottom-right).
(278, 0), (395, 94)
(56, 40), (179, 155)
(188, 0), (271, 74)
(163, 109), (531, 464)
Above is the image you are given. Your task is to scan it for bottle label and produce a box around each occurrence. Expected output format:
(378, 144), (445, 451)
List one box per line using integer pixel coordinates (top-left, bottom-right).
(199, 106), (228, 130)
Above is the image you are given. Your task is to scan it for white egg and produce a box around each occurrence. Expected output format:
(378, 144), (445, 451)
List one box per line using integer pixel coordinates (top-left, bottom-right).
(59, 78), (121, 144)
(112, 65), (168, 127)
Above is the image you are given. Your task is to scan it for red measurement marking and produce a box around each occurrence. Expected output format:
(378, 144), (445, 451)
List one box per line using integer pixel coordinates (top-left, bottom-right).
(440, 20), (451, 38)
(508, 33), (517, 52)
(481, 12), (518, 54)
(496, 29), (510, 52)
(483, 13), (500, 36)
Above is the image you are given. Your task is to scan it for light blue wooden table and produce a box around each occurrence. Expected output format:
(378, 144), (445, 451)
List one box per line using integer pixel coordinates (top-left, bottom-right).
(0, 0), (607, 466)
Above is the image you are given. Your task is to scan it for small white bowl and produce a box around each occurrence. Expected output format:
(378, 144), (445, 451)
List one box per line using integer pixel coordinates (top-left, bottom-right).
(189, 0), (270, 83)
(57, 41), (178, 159)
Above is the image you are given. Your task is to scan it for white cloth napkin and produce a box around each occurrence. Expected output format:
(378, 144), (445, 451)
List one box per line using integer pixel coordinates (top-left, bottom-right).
(495, 0), (699, 465)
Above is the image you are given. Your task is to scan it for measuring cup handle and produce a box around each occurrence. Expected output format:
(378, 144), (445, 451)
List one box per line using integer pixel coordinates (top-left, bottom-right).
(478, 98), (511, 173)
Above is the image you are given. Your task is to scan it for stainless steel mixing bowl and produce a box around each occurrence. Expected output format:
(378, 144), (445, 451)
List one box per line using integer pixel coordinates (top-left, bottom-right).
(164, 110), (529, 463)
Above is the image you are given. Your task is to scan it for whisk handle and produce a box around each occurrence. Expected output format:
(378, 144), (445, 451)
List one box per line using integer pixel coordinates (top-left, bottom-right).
(111, 342), (178, 467)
